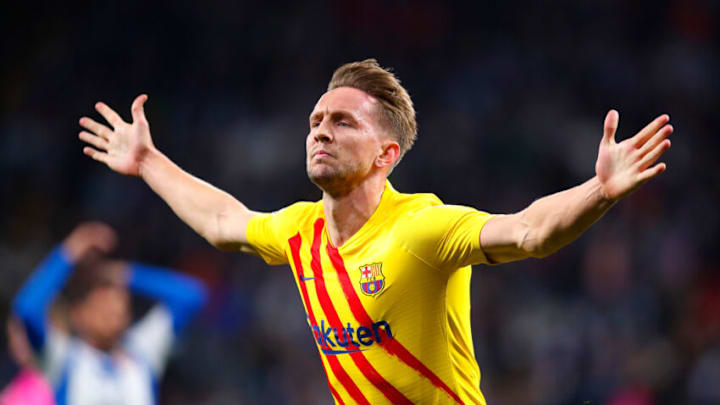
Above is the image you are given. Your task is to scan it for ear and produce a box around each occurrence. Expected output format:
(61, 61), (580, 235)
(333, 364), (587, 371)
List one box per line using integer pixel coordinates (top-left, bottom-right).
(375, 140), (400, 169)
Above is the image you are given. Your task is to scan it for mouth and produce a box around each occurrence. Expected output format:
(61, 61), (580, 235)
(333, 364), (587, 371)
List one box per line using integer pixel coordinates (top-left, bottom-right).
(312, 150), (332, 158)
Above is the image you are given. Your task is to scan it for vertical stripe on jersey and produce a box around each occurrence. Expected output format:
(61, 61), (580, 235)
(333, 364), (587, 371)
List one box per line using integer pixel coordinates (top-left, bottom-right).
(326, 242), (466, 405)
(310, 219), (412, 405)
(289, 234), (348, 405)
(328, 380), (346, 405)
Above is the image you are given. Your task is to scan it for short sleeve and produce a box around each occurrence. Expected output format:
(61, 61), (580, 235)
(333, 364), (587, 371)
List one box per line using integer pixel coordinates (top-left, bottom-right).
(246, 202), (314, 266)
(401, 205), (497, 270)
(246, 213), (287, 265)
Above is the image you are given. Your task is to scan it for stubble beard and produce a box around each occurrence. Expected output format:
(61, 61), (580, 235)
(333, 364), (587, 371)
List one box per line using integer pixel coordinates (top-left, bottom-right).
(307, 159), (367, 198)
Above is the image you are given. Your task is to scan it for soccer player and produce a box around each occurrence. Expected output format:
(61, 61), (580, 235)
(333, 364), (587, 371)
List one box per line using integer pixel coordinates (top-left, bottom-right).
(12, 222), (208, 405)
(78, 59), (672, 404)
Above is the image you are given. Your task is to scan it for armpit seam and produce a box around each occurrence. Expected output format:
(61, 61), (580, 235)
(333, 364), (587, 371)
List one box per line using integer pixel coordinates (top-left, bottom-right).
(401, 242), (444, 272)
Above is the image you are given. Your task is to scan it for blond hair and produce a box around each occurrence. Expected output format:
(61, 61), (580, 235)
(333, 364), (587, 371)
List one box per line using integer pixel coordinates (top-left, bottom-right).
(328, 59), (417, 163)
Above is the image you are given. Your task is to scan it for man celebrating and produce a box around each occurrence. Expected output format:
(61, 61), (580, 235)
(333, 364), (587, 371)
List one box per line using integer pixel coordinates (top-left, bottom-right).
(79, 59), (672, 404)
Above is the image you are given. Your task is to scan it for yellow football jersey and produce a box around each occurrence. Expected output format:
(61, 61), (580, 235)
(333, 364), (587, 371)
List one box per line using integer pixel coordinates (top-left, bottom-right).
(246, 181), (496, 404)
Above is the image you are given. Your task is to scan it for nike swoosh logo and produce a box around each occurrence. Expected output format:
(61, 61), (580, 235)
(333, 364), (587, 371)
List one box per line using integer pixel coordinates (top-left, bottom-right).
(300, 276), (315, 282)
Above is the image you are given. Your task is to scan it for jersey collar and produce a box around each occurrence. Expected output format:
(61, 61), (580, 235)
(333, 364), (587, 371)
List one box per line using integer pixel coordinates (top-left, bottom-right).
(326, 179), (397, 254)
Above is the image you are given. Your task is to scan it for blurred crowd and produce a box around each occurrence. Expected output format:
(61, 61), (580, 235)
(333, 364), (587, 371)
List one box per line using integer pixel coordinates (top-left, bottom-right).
(1, 1), (718, 404)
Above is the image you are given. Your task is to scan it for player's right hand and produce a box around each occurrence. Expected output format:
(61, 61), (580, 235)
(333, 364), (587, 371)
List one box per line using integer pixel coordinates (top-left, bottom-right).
(79, 94), (154, 177)
(64, 222), (117, 262)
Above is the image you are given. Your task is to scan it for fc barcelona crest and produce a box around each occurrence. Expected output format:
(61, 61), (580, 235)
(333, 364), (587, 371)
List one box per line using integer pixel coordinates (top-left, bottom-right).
(359, 263), (385, 297)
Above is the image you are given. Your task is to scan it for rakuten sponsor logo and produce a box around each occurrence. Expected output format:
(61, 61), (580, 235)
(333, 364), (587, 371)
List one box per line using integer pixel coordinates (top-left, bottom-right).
(309, 320), (393, 355)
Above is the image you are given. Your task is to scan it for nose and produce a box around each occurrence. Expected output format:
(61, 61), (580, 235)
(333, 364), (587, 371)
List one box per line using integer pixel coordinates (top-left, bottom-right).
(314, 132), (331, 143)
(312, 119), (333, 143)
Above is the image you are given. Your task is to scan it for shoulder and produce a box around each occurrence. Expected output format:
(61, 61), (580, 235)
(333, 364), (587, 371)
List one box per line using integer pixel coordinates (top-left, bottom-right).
(248, 200), (322, 242)
(269, 200), (322, 229)
(395, 202), (493, 243)
(276, 200), (320, 217)
(387, 189), (444, 215)
(385, 190), (452, 238)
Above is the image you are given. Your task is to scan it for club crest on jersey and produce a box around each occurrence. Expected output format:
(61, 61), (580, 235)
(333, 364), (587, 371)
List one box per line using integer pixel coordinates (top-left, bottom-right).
(359, 263), (385, 296)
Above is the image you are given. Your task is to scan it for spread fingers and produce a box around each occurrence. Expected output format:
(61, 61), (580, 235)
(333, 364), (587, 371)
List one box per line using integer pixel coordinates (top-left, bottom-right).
(79, 117), (113, 139)
(79, 131), (109, 151)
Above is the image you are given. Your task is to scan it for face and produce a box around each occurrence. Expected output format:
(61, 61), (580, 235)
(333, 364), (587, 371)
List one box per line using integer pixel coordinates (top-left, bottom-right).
(306, 87), (397, 195)
(71, 286), (130, 350)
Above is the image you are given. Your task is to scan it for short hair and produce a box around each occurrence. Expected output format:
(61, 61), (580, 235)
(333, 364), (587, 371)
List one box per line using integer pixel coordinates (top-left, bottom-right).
(328, 59), (417, 163)
(63, 252), (123, 306)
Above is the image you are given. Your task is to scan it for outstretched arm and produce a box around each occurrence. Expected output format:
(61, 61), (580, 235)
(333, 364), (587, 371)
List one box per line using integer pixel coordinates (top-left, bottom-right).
(79, 95), (259, 252)
(481, 110), (672, 263)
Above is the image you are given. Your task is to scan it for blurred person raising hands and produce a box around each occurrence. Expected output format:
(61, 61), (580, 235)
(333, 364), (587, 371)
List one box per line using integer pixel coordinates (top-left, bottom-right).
(12, 222), (207, 405)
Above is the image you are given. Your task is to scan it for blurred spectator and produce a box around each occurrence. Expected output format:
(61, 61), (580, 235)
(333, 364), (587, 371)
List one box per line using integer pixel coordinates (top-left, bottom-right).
(10, 223), (207, 405)
(0, 317), (54, 405)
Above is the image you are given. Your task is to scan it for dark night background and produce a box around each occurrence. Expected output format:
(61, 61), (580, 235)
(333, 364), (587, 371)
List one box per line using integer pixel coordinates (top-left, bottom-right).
(1, 1), (719, 404)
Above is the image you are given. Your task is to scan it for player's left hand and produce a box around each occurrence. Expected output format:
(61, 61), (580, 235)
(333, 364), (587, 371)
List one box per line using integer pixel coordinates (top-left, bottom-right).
(595, 110), (672, 201)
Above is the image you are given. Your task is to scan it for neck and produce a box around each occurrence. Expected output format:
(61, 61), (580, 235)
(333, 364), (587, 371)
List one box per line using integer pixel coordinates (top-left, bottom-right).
(322, 174), (386, 247)
(82, 334), (117, 353)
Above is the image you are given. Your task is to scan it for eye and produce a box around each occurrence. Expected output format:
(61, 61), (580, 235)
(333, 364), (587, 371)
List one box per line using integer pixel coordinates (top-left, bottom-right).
(338, 121), (350, 127)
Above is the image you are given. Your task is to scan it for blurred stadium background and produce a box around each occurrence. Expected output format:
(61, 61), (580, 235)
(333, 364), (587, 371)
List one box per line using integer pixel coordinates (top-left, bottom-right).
(1, 1), (718, 404)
